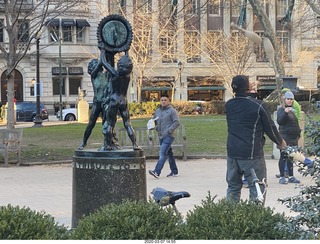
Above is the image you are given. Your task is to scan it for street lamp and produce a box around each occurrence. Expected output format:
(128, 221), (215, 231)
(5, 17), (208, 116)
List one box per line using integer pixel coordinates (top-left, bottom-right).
(50, 32), (63, 121)
(33, 31), (43, 127)
(178, 61), (183, 100)
(58, 36), (62, 121)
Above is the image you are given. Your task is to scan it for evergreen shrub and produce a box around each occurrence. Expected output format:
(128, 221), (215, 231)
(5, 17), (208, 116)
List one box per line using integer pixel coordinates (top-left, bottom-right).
(128, 102), (144, 116)
(183, 194), (298, 240)
(172, 101), (196, 114)
(141, 102), (159, 115)
(0, 204), (69, 240)
(70, 200), (184, 240)
(278, 116), (320, 239)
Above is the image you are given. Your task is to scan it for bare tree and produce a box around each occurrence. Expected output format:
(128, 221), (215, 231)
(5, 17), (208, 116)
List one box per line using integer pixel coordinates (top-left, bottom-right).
(1, 0), (82, 129)
(248, 0), (320, 95)
(200, 30), (258, 96)
(124, 0), (184, 103)
(305, 0), (320, 15)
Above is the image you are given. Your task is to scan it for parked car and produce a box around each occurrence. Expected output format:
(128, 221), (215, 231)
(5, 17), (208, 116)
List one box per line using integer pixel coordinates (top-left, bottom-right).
(56, 102), (93, 121)
(16, 101), (48, 122)
(56, 108), (77, 121)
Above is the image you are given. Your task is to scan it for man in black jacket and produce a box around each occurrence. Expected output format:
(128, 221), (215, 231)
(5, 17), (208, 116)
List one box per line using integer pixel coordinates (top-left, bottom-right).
(225, 75), (286, 204)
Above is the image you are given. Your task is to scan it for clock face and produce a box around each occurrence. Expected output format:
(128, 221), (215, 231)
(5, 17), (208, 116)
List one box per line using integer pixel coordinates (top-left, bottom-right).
(102, 20), (128, 48)
(97, 14), (133, 53)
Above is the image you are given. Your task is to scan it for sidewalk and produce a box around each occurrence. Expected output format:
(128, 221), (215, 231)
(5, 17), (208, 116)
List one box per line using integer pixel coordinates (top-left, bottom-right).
(0, 158), (313, 229)
(0, 114), (77, 129)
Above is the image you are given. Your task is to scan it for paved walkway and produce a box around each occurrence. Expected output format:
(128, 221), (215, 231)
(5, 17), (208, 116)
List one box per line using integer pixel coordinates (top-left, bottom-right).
(0, 158), (313, 229)
(0, 114), (78, 129)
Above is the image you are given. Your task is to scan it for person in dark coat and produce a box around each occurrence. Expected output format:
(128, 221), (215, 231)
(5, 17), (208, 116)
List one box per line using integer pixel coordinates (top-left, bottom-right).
(225, 75), (286, 204)
(277, 91), (301, 184)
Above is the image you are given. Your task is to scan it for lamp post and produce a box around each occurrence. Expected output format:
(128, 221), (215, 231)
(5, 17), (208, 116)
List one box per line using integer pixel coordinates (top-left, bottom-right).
(50, 32), (63, 121)
(58, 36), (63, 121)
(33, 32), (43, 127)
(178, 61), (183, 100)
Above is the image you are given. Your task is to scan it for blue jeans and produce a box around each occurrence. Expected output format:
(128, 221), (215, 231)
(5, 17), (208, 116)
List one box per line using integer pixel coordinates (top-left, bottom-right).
(154, 136), (178, 176)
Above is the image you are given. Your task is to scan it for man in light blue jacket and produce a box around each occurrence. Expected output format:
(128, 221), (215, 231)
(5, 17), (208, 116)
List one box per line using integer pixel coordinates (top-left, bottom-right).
(149, 95), (180, 179)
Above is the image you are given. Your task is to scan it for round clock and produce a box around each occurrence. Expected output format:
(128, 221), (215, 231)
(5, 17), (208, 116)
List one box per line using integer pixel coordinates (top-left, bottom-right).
(97, 14), (133, 53)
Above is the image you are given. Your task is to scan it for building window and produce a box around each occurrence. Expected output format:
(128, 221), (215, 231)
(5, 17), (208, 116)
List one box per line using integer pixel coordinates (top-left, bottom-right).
(185, 31), (201, 63)
(317, 16), (320, 38)
(185, 0), (197, 15)
(254, 32), (268, 62)
(69, 77), (81, 95)
(208, 0), (221, 15)
(75, 19), (90, 43)
(49, 27), (60, 43)
(47, 19), (60, 42)
(47, 18), (89, 44)
(0, 19), (3, 42)
(159, 30), (177, 63)
(159, 0), (178, 21)
(277, 0), (288, 17)
(18, 19), (29, 43)
(230, 31), (249, 63)
(231, 0), (240, 17)
(187, 77), (224, 101)
(133, 29), (152, 62)
(76, 26), (85, 43)
(277, 31), (291, 62)
(135, 0), (152, 14)
(53, 77), (65, 96)
(207, 31), (223, 62)
(160, 0), (174, 16)
(62, 26), (73, 42)
(109, 0), (124, 14)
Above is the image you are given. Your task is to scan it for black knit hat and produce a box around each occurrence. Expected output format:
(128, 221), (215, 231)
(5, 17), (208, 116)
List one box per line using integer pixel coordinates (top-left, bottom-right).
(231, 75), (249, 95)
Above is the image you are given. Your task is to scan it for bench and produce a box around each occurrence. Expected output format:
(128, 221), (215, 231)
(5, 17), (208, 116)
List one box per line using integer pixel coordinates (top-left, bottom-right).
(115, 124), (187, 160)
(0, 129), (23, 167)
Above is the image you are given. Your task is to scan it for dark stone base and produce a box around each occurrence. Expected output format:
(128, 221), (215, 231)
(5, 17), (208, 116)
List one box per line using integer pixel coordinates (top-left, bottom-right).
(71, 149), (146, 228)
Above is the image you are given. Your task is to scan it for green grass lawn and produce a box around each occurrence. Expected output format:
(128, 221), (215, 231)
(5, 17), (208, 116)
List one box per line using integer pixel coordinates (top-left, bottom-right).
(18, 115), (277, 163)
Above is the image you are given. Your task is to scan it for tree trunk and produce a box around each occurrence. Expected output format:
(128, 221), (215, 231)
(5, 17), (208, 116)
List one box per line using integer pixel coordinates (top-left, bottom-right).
(248, 0), (285, 77)
(248, 0), (286, 102)
(6, 55), (16, 129)
(137, 77), (142, 103)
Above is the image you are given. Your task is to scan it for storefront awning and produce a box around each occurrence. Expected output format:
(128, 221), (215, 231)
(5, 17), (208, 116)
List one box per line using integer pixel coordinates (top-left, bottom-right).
(187, 86), (225, 91)
(142, 87), (172, 91)
(46, 19), (60, 27)
(61, 19), (76, 27)
(76, 19), (90, 27)
(258, 85), (277, 90)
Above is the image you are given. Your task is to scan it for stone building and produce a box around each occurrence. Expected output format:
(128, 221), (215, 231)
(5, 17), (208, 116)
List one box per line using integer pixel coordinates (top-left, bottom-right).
(0, 0), (319, 113)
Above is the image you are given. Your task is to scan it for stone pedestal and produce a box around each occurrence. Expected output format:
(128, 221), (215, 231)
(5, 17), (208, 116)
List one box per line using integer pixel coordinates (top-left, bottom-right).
(2, 103), (16, 124)
(72, 149), (146, 228)
(77, 100), (89, 123)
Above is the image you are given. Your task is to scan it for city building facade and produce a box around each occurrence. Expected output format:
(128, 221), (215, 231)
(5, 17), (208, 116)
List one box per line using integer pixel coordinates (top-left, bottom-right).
(0, 0), (319, 113)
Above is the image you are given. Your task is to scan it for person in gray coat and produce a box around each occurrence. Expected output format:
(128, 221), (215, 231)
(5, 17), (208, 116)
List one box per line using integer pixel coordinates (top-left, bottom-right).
(149, 95), (180, 178)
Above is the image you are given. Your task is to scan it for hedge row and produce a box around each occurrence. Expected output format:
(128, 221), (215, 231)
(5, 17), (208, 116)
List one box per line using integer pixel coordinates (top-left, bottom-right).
(129, 101), (226, 116)
(128, 101), (315, 117)
(0, 196), (304, 240)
